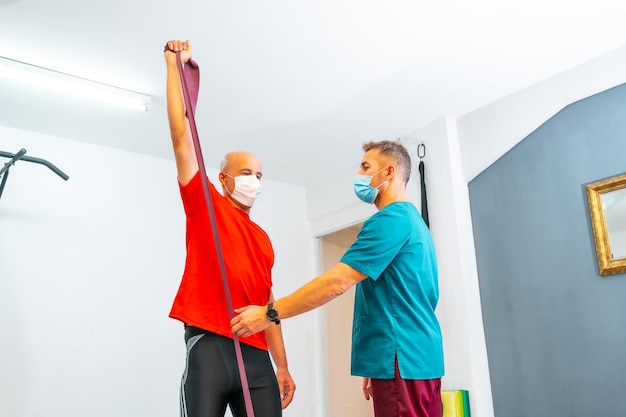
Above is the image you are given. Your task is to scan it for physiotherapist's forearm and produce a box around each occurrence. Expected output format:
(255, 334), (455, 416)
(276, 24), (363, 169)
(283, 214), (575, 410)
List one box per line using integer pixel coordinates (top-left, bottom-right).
(273, 262), (364, 319)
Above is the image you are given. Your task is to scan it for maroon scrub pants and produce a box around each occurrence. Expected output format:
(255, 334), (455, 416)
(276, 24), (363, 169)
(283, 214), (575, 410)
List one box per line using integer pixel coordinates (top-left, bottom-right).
(370, 358), (442, 417)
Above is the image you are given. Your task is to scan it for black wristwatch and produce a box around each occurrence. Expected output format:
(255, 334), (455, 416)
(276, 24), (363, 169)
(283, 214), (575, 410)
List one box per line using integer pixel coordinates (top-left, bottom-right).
(266, 302), (280, 325)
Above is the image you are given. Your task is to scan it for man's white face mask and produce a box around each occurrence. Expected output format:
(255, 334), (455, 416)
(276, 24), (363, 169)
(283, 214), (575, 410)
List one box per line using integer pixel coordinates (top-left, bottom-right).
(224, 174), (262, 207)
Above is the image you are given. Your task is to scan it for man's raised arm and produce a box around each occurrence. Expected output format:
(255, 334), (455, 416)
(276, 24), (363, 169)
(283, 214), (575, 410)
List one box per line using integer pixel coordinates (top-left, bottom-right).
(164, 39), (198, 185)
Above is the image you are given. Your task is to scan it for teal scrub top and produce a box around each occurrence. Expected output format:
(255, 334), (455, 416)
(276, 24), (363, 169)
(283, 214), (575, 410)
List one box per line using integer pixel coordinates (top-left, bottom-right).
(340, 202), (444, 379)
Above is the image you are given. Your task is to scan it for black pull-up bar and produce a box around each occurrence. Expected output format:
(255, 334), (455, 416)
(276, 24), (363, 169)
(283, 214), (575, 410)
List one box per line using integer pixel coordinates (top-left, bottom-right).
(0, 148), (69, 201)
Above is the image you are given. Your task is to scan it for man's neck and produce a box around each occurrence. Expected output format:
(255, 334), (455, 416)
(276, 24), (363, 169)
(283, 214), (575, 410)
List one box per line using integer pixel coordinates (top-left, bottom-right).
(375, 188), (407, 210)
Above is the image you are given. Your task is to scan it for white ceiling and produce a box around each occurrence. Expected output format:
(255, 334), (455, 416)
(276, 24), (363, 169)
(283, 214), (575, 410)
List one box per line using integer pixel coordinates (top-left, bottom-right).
(1, 0), (625, 191)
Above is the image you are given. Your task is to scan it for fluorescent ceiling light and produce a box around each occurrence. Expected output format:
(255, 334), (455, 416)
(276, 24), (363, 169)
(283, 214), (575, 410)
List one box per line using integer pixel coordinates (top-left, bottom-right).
(0, 56), (151, 111)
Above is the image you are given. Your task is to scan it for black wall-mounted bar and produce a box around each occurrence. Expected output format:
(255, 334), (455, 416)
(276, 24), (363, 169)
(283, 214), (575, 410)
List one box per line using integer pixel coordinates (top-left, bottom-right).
(0, 148), (69, 200)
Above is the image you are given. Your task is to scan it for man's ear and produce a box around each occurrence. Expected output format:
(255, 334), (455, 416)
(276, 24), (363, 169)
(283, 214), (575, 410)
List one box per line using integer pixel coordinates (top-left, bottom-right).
(218, 172), (227, 186)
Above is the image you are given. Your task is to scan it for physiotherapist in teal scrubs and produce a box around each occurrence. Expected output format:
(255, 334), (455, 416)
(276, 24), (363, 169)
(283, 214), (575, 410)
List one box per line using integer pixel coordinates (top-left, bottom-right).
(232, 139), (444, 417)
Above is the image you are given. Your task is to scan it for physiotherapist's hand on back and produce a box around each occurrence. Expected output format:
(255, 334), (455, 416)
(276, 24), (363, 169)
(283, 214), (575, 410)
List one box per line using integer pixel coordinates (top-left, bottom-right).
(231, 305), (270, 337)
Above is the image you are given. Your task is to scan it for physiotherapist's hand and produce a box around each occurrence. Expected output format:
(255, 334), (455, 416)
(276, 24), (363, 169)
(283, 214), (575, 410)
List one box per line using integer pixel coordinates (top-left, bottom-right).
(231, 305), (270, 337)
(362, 377), (372, 400)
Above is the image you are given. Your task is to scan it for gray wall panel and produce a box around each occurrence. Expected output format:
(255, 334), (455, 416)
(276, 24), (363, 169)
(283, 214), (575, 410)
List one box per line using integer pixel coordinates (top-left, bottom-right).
(469, 83), (626, 417)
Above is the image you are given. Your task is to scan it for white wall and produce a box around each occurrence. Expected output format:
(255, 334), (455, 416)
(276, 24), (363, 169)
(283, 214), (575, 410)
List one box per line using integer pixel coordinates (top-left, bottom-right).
(0, 126), (320, 417)
(401, 120), (494, 417)
(458, 44), (626, 183)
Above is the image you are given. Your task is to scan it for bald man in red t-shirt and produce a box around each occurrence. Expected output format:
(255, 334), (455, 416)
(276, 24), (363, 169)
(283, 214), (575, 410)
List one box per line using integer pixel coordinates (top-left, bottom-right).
(165, 39), (295, 417)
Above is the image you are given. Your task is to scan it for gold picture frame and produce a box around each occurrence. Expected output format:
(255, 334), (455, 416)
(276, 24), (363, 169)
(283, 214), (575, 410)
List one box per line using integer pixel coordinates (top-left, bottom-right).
(586, 173), (626, 276)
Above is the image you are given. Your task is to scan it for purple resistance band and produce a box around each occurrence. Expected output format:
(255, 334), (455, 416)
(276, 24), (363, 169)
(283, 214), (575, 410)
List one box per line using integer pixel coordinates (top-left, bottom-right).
(169, 46), (256, 417)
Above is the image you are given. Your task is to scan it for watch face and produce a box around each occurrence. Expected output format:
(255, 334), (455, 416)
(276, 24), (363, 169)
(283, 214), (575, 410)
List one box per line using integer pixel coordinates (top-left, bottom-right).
(267, 304), (280, 323)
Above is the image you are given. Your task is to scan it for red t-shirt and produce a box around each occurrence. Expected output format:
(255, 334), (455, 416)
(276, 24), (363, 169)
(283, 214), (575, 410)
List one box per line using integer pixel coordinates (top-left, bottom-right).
(169, 172), (274, 350)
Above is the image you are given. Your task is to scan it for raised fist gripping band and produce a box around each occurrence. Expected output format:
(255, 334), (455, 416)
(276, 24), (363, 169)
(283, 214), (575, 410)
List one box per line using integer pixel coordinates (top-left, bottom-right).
(165, 44), (256, 417)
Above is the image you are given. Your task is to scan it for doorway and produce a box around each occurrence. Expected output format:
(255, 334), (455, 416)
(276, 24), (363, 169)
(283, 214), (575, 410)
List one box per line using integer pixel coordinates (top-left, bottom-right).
(319, 223), (374, 417)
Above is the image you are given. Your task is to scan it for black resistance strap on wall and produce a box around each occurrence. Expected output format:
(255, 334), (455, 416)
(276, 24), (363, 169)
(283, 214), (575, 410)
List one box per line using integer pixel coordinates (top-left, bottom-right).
(417, 143), (429, 228)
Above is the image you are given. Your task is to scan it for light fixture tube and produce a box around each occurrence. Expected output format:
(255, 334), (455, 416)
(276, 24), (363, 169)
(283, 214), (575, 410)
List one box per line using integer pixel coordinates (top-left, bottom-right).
(0, 56), (151, 111)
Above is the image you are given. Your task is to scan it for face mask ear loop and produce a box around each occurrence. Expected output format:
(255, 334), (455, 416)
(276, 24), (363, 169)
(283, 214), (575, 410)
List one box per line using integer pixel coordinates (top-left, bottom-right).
(371, 166), (390, 188)
(221, 172), (235, 197)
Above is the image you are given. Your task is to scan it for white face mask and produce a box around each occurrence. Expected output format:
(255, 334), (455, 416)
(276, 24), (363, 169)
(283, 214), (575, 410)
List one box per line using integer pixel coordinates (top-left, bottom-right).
(224, 174), (262, 207)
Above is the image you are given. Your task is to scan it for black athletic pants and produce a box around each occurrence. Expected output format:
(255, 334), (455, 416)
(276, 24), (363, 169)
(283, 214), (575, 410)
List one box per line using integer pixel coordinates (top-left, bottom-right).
(180, 326), (282, 417)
